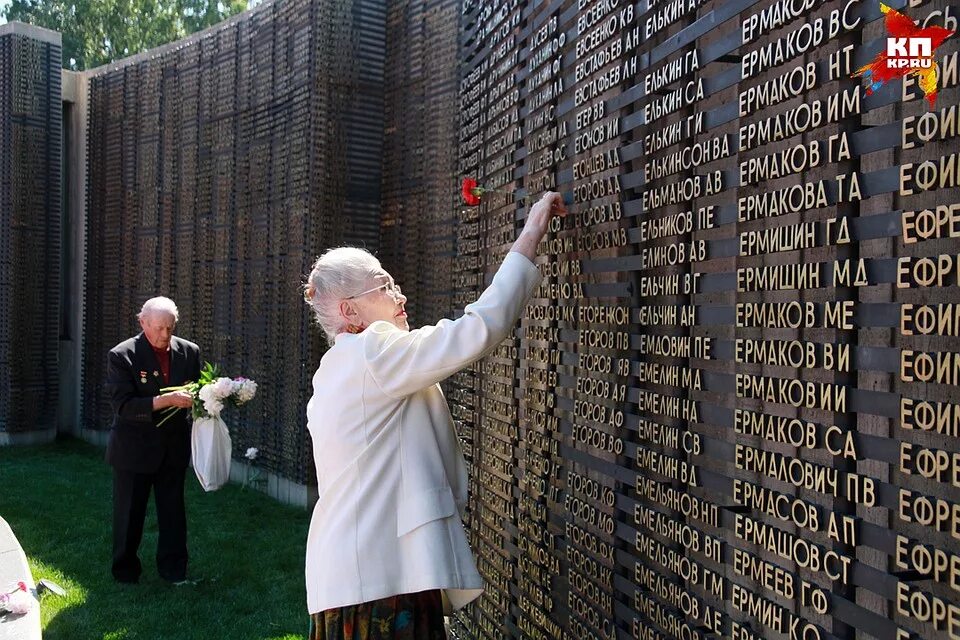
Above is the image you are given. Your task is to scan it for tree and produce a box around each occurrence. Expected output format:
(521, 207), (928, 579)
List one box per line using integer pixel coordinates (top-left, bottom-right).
(2, 0), (247, 70)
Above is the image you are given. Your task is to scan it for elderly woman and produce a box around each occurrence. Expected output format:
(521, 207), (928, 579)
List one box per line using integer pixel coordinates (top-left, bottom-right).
(302, 192), (567, 639)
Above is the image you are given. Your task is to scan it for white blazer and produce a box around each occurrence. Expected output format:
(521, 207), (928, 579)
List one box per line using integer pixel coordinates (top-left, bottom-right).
(305, 251), (542, 614)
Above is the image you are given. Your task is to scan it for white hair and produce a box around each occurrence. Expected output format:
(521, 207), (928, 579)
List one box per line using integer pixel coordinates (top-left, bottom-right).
(138, 296), (179, 322)
(304, 247), (382, 345)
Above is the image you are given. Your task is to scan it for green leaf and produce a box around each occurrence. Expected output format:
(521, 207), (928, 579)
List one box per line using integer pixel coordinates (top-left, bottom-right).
(198, 361), (221, 386)
(1, 0), (246, 70)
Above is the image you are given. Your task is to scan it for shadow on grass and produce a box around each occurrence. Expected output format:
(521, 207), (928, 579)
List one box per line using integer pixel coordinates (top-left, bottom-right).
(0, 438), (310, 639)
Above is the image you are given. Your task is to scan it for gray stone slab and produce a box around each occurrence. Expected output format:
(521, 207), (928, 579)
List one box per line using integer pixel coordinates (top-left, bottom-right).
(0, 517), (40, 639)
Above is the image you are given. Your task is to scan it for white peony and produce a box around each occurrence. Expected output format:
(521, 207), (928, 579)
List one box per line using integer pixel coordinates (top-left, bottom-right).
(212, 377), (235, 399)
(245, 447), (259, 460)
(236, 380), (258, 404)
(198, 384), (217, 403)
(203, 398), (224, 417)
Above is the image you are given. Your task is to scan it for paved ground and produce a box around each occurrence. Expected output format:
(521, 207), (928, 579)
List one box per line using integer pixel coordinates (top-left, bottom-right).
(0, 517), (40, 639)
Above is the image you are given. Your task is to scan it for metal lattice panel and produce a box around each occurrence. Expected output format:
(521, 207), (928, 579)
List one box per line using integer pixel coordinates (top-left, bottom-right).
(0, 26), (61, 435)
(81, 0), (386, 484)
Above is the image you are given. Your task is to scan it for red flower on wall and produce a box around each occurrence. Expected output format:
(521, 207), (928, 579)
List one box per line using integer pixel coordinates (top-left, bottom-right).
(461, 177), (573, 207)
(462, 178), (483, 206)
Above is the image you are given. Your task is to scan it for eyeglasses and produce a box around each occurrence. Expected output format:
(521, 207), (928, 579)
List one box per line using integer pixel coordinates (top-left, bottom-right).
(345, 281), (403, 300)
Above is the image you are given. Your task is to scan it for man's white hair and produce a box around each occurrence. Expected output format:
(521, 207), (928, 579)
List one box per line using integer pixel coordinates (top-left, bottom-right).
(138, 296), (179, 322)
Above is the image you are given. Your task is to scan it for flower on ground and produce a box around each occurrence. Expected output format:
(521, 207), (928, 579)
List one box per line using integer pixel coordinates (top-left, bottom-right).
(0, 589), (33, 615)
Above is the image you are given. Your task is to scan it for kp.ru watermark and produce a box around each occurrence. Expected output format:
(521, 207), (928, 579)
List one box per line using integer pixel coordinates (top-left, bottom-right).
(885, 36), (933, 69)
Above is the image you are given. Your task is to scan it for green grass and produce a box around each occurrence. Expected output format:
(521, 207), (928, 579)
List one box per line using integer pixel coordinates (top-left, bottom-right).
(0, 438), (311, 639)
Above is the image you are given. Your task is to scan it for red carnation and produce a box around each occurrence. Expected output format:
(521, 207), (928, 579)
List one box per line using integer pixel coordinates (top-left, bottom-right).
(461, 178), (483, 206)
(17, 582), (27, 592)
(460, 177), (572, 208)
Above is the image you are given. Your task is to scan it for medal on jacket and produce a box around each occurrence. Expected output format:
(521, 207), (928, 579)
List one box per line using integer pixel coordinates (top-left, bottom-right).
(153, 370), (160, 378)
(139, 370), (148, 384)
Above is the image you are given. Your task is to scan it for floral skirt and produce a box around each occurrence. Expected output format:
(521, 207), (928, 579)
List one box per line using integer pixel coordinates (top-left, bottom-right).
(308, 590), (446, 640)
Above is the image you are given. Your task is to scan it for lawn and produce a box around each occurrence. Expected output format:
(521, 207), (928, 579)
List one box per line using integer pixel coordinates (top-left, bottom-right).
(0, 439), (311, 639)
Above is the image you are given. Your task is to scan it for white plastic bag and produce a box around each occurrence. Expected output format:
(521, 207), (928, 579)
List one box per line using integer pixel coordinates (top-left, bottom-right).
(191, 416), (232, 491)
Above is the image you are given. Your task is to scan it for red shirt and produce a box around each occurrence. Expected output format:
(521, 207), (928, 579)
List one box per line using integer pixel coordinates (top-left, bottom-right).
(152, 345), (171, 385)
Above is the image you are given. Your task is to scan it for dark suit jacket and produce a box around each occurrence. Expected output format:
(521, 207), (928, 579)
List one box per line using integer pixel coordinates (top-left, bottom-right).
(105, 333), (202, 473)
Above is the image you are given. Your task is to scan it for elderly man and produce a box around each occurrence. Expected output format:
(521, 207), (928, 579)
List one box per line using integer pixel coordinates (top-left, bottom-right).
(105, 297), (201, 584)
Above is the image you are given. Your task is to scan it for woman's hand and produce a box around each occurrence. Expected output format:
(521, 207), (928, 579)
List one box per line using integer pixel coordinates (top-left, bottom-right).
(510, 191), (568, 261)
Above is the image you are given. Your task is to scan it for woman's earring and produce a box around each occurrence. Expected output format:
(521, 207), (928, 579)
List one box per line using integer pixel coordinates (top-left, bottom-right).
(347, 324), (364, 334)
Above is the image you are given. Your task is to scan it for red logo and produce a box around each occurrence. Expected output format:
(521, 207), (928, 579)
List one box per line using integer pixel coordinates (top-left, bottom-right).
(852, 3), (954, 108)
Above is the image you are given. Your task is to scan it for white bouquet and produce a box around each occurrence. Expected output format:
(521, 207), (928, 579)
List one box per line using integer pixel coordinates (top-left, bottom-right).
(158, 363), (259, 492)
(197, 376), (258, 418)
(159, 363), (258, 424)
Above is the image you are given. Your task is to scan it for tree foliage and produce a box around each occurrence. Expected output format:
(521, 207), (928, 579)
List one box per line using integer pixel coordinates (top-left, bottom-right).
(2, 0), (247, 70)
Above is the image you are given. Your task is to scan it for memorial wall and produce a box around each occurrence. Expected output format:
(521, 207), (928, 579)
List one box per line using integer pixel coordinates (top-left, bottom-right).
(447, 0), (960, 638)
(379, 0), (461, 328)
(0, 24), (61, 439)
(81, 0), (387, 482)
